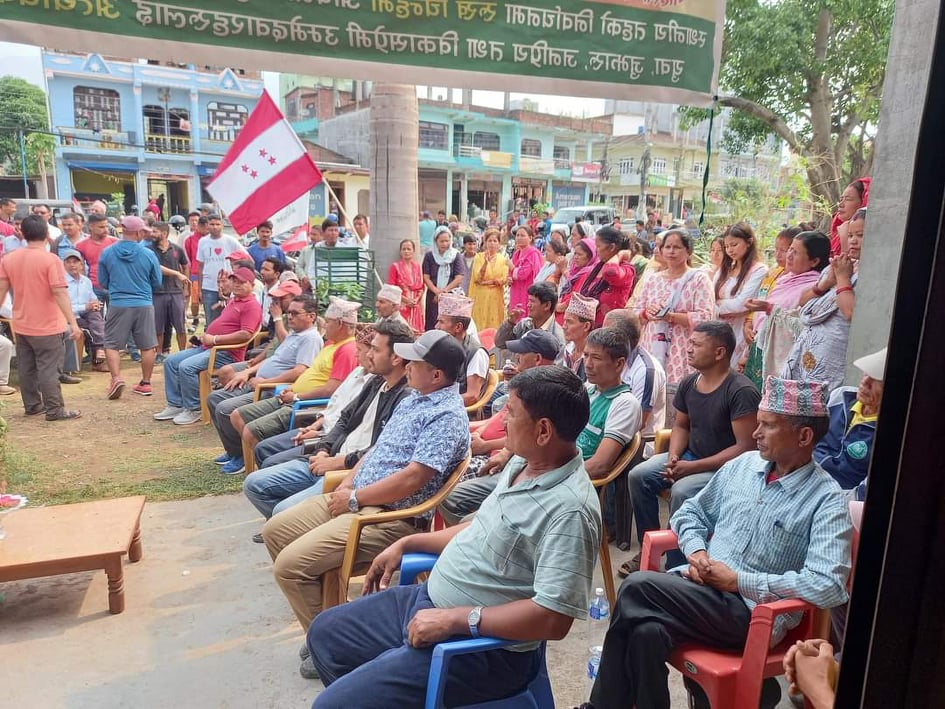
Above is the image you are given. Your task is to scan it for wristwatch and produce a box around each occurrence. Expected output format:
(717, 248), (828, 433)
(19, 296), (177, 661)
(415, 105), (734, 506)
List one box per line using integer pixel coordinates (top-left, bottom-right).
(467, 606), (483, 638)
(347, 489), (360, 513)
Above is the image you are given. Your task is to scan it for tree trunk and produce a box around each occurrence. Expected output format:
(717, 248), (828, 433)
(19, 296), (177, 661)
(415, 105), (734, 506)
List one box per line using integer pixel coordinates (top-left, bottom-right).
(37, 149), (49, 199)
(369, 84), (419, 278)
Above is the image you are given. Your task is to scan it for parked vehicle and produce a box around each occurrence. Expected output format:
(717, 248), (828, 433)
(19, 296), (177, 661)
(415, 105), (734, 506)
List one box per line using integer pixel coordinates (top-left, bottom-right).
(549, 205), (616, 233)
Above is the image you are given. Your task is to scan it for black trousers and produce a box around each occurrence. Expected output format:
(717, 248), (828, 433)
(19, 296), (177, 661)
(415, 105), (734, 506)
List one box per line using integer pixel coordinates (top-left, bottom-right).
(590, 571), (752, 709)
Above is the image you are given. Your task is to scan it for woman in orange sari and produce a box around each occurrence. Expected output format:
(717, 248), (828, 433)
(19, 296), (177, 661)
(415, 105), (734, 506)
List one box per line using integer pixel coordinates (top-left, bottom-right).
(387, 239), (424, 332)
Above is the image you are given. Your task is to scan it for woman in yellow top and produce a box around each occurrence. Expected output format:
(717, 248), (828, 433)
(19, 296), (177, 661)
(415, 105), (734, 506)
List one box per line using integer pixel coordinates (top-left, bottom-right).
(469, 229), (509, 329)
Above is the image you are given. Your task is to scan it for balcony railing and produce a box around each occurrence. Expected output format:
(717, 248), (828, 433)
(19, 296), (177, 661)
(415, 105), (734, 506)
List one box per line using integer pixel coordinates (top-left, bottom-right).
(58, 126), (130, 151)
(554, 158), (572, 169)
(454, 144), (482, 158)
(145, 133), (192, 154)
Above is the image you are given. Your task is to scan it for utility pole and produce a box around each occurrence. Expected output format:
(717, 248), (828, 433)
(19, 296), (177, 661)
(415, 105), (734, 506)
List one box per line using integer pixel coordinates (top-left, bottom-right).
(18, 129), (29, 197)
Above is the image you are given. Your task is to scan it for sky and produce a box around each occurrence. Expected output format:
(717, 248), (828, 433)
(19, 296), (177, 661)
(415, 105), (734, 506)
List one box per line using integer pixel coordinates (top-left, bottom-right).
(2, 41), (606, 117)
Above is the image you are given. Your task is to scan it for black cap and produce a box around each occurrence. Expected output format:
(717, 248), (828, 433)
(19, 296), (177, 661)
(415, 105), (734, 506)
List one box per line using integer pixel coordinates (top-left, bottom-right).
(506, 329), (561, 361)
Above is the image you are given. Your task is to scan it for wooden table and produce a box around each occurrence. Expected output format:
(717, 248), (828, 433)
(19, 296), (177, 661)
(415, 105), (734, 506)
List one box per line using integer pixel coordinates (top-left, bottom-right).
(0, 496), (145, 614)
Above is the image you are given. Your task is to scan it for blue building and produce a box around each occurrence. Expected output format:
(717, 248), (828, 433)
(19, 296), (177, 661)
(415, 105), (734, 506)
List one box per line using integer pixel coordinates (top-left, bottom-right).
(43, 51), (263, 216)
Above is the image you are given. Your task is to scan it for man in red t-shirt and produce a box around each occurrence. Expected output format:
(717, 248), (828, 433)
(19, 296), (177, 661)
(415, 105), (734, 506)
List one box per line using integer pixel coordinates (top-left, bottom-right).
(153, 266), (262, 426)
(183, 213), (207, 329)
(0, 215), (82, 420)
(75, 213), (118, 299)
(0, 198), (16, 238)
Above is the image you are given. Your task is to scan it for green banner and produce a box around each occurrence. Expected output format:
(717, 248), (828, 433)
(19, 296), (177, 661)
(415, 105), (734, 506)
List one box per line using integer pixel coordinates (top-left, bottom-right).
(0, 0), (724, 104)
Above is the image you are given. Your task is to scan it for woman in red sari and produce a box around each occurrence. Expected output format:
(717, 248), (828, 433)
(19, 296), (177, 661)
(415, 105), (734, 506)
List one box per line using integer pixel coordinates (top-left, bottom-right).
(387, 239), (424, 333)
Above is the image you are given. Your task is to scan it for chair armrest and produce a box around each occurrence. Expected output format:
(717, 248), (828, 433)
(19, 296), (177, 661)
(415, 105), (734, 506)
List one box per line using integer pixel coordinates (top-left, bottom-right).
(322, 471), (349, 493)
(399, 553), (439, 585)
(641, 530), (679, 571)
(294, 398), (330, 412)
(253, 381), (278, 402)
(426, 638), (520, 709)
(654, 428), (672, 455)
(274, 383), (290, 395)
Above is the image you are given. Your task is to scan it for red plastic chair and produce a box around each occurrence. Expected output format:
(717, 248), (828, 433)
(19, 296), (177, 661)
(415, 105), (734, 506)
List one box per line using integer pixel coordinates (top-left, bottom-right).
(640, 530), (827, 708)
(478, 327), (496, 351)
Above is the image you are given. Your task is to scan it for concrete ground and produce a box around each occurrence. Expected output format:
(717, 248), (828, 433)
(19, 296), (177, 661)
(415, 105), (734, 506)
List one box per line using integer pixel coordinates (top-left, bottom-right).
(1, 495), (793, 708)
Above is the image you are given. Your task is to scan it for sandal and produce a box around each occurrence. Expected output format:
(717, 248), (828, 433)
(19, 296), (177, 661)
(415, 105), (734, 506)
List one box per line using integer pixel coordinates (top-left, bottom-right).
(46, 409), (82, 421)
(617, 553), (642, 579)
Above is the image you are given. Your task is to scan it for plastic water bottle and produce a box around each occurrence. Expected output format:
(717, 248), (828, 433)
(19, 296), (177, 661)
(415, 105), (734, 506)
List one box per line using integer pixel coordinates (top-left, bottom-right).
(585, 588), (610, 696)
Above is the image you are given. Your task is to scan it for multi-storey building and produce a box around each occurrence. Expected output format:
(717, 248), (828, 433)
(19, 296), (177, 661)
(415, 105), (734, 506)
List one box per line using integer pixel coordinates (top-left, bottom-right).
(43, 51), (263, 216)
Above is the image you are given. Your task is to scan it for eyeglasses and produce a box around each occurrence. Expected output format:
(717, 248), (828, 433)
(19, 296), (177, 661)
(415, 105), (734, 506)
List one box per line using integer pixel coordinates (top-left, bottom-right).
(286, 309), (306, 316)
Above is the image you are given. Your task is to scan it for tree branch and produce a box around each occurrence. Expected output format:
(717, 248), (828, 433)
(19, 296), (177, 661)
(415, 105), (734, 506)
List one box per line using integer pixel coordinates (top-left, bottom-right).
(717, 95), (805, 156)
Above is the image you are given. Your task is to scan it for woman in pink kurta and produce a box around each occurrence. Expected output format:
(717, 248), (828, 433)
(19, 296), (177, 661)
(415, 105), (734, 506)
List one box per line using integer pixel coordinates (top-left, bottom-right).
(635, 229), (715, 385)
(508, 225), (543, 313)
(387, 239), (425, 333)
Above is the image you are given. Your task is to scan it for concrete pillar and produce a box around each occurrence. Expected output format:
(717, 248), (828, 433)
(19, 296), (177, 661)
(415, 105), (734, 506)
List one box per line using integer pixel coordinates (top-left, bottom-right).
(445, 167), (453, 214)
(845, 0), (941, 381)
(460, 173), (468, 221)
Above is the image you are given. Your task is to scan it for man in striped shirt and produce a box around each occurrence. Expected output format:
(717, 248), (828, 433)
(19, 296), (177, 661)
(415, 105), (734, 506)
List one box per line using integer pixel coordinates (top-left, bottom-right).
(587, 377), (853, 709)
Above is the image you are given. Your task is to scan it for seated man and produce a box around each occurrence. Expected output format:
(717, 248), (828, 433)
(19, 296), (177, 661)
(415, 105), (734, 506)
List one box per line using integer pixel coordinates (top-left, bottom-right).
(153, 266), (262, 425)
(814, 347), (884, 493)
(623, 320), (760, 574)
(307, 366), (602, 708)
(374, 284), (409, 327)
(563, 293), (598, 381)
(494, 281), (566, 350)
(62, 248), (107, 372)
(207, 295), (323, 474)
(262, 328), (470, 670)
(587, 377), (853, 709)
(229, 296), (358, 453)
(440, 327), (641, 525)
(435, 291), (489, 406)
(243, 320), (414, 536)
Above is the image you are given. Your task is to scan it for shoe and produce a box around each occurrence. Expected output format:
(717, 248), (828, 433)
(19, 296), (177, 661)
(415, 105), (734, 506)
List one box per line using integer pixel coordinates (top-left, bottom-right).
(155, 353), (166, 365)
(172, 409), (202, 425)
(252, 532), (265, 544)
(130, 351), (141, 362)
(154, 406), (185, 420)
(59, 374), (82, 384)
(133, 381), (152, 396)
(46, 409), (81, 421)
(106, 379), (126, 400)
(220, 456), (245, 475)
(299, 656), (319, 680)
(299, 642), (310, 660)
(0, 385), (16, 396)
(92, 361), (108, 373)
(617, 553), (642, 579)
(213, 453), (233, 465)
(25, 408), (45, 416)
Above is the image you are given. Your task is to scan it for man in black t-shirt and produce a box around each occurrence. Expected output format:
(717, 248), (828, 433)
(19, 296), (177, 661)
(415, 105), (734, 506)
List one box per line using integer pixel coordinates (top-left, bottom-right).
(146, 222), (190, 357)
(621, 321), (760, 574)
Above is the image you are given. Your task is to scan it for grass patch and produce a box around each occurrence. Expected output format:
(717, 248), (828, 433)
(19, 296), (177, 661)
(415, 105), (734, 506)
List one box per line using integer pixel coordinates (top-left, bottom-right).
(3, 448), (243, 506)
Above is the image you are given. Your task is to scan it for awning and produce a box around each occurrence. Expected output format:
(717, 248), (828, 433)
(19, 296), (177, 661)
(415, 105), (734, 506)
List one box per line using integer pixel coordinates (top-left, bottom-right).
(66, 160), (137, 174)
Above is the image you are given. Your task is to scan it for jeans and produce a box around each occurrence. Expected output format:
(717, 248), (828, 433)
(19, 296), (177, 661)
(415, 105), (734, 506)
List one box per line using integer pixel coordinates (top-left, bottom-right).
(242, 459), (324, 519)
(626, 452), (716, 568)
(208, 387), (254, 457)
(202, 288), (221, 327)
(253, 428), (307, 467)
(162, 347), (234, 411)
(309, 583), (540, 709)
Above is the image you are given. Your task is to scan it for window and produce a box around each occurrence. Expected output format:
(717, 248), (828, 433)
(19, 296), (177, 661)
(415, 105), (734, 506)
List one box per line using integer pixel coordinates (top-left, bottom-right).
(74, 86), (120, 131)
(208, 102), (249, 141)
(473, 131), (500, 151)
(520, 138), (542, 157)
(169, 107), (190, 136)
(143, 104), (166, 136)
(618, 157), (635, 175)
(651, 158), (666, 174)
(419, 121), (449, 150)
(692, 161), (705, 177)
(553, 145), (570, 162)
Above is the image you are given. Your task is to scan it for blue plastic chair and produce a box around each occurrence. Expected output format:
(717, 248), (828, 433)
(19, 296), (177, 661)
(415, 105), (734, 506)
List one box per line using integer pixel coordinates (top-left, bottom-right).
(399, 553), (555, 709)
(271, 384), (329, 429)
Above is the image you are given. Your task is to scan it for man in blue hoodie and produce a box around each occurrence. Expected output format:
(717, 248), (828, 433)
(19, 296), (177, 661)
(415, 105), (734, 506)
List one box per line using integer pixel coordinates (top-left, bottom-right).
(99, 216), (162, 400)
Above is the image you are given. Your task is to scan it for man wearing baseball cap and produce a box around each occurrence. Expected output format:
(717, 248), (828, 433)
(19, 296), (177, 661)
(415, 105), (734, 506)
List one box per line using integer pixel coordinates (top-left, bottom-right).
(154, 266), (262, 425)
(261, 328), (470, 655)
(814, 347), (885, 495)
(98, 215), (163, 399)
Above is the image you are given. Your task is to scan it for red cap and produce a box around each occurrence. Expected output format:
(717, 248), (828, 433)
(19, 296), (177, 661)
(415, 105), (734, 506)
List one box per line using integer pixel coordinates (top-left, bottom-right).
(229, 266), (256, 283)
(226, 250), (252, 261)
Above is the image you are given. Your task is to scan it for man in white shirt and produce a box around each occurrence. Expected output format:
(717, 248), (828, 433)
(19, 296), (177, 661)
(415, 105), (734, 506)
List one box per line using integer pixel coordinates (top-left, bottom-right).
(195, 213), (242, 326)
(435, 291), (489, 406)
(31, 203), (62, 241)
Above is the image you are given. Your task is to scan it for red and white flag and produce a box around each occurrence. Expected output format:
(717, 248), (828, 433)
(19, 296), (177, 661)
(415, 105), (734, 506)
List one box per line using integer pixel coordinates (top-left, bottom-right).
(281, 224), (310, 253)
(207, 90), (322, 235)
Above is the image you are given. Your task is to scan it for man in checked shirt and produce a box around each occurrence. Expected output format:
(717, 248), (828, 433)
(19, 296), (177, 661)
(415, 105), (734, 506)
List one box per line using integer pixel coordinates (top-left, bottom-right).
(585, 376), (854, 709)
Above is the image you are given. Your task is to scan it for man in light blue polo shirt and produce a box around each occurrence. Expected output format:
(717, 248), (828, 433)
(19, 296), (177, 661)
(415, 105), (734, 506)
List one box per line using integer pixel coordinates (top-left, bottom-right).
(306, 366), (602, 708)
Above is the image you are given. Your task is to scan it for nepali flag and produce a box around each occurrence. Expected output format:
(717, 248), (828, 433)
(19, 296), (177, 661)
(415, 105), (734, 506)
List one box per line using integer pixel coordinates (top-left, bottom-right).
(207, 90), (323, 235)
(281, 223), (310, 253)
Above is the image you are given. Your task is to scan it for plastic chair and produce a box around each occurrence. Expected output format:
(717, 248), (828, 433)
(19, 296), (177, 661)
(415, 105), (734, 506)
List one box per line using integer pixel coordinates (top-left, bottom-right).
(198, 330), (260, 424)
(466, 369), (499, 421)
(590, 433), (641, 608)
(398, 553), (555, 709)
(239, 385), (328, 474)
(320, 453), (471, 609)
(477, 328), (498, 369)
(640, 530), (830, 708)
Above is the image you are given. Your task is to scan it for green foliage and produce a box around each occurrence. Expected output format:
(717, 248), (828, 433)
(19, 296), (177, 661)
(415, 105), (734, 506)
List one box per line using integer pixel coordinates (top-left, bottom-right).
(0, 76), (51, 173)
(313, 280), (374, 321)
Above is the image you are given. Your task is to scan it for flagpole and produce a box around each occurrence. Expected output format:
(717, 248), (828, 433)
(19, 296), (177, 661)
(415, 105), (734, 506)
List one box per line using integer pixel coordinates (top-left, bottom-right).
(323, 179), (383, 289)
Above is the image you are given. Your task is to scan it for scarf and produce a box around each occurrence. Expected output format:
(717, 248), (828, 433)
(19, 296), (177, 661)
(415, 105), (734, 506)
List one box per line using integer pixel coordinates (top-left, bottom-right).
(432, 246), (459, 289)
(561, 238), (598, 297)
(753, 269), (822, 337)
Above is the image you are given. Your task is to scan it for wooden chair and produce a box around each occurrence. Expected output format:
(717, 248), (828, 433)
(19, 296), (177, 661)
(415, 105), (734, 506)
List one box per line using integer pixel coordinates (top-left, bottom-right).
(320, 453), (471, 609)
(591, 433), (642, 608)
(465, 369), (499, 421)
(198, 330), (260, 424)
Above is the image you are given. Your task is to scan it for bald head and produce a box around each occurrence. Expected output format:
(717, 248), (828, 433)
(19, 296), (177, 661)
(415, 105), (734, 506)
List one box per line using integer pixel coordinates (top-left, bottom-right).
(89, 201), (108, 216)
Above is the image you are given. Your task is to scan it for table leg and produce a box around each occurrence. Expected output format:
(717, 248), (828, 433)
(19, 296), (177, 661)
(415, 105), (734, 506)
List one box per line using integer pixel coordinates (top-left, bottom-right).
(106, 557), (125, 614)
(129, 525), (143, 562)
